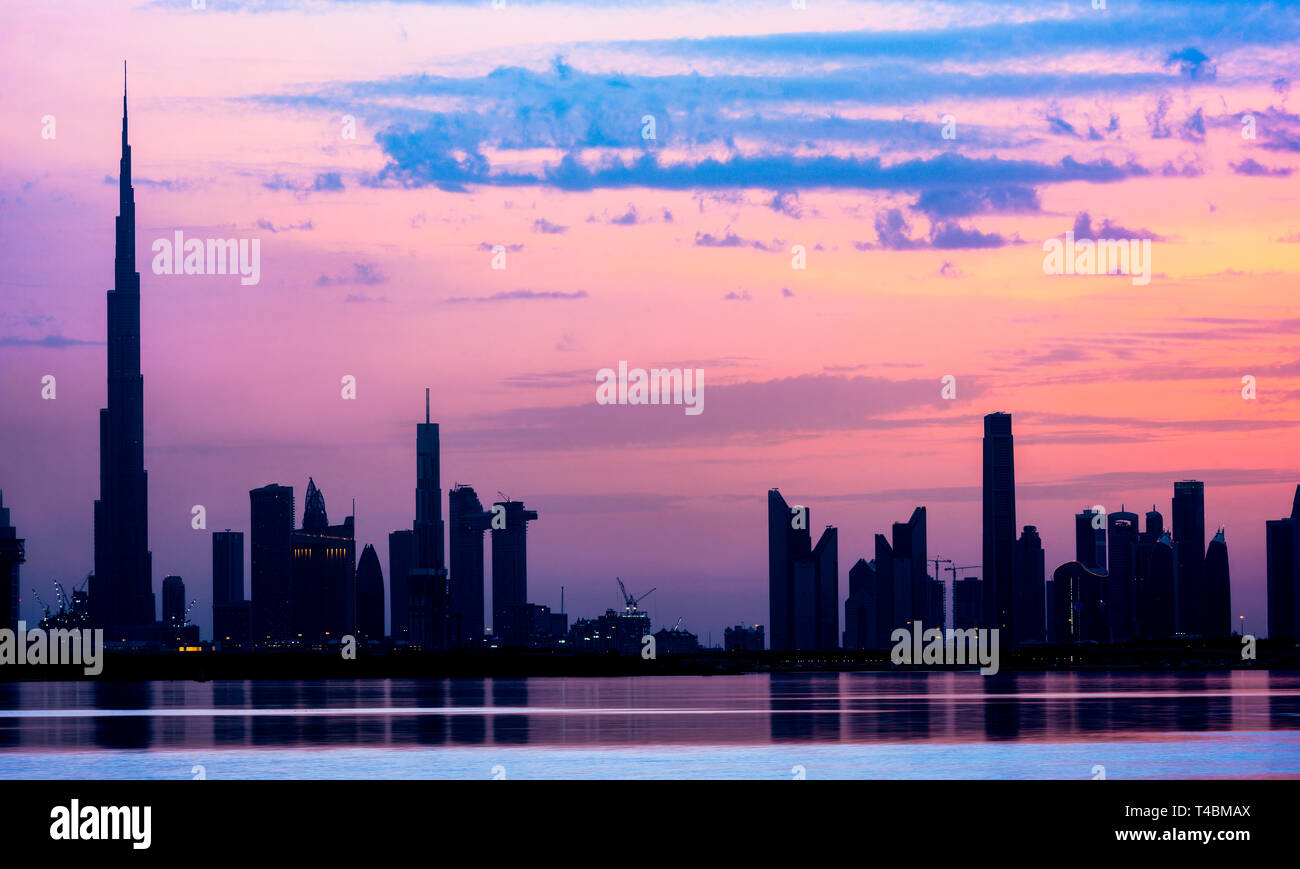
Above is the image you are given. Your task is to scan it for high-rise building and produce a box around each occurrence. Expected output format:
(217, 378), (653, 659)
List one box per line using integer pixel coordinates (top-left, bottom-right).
(873, 533), (895, 633)
(91, 70), (156, 640)
(1173, 480), (1206, 635)
(1265, 485), (1300, 640)
(953, 576), (983, 632)
(288, 478), (355, 646)
(766, 488), (810, 651)
(844, 558), (872, 650)
(810, 526), (839, 650)
(387, 529), (414, 644)
(1133, 507), (1163, 640)
(355, 543), (385, 643)
(891, 507), (928, 631)
(250, 483), (294, 644)
(1140, 532), (1178, 640)
(161, 575), (185, 628)
(1203, 529), (1231, 637)
(0, 491), (26, 632)
(724, 624), (765, 652)
(409, 390), (450, 650)
(449, 484), (493, 648)
(212, 530), (243, 605)
(1106, 509), (1139, 643)
(1048, 561), (1106, 644)
(982, 412), (1016, 638)
(212, 529), (250, 649)
(490, 500), (539, 646)
(1074, 508), (1106, 571)
(1012, 525), (1045, 647)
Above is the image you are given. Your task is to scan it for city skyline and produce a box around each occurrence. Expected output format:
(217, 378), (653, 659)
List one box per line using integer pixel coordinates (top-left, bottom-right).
(4, 1), (1300, 642)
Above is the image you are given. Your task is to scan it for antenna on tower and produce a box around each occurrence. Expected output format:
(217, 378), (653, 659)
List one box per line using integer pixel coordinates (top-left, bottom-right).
(425, 388), (430, 424)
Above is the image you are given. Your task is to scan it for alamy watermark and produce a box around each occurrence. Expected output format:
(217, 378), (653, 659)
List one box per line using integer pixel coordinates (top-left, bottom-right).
(890, 620), (1000, 675)
(596, 362), (704, 415)
(0, 621), (104, 675)
(151, 231), (261, 286)
(1042, 231), (1152, 286)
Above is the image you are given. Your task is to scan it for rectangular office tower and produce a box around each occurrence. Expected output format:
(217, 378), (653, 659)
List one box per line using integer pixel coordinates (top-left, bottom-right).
(212, 530), (250, 649)
(1012, 525), (1045, 647)
(387, 528), (413, 643)
(0, 491), (25, 632)
(982, 413), (1016, 639)
(1106, 510), (1140, 643)
(491, 499), (539, 646)
(250, 483), (294, 644)
(1173, 481), (1206, 636)
(91, 73), (156, 640)
(449, 484), (493, 648)
(1266, 485), (1300, 639)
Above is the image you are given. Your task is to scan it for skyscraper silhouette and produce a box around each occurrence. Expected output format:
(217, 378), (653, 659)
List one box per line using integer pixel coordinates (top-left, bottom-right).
(409, 390), (450, 650)
(289, 478), (355, 645)
(449, 484), (492, 648)
(767, 488), (808, 651)
(1203, 529), (1231, 637)
(212, 529), (250, 648)
(792, 525), (838, 650)
(891, 507), (927, 631)
(1106, 509), (1139, 643)
(1074, 508), (1106, 570)
(1012, 525), (1045, 647)
(91, 67), (155, 639)
(250, 483), (294, 643)
(162, 575), (185, 628)
(982, 412), (1016, 638)
(1143, 531), (1178, 639)
(387, 528), (413, 643)
(491, 499), (539, 645)
(0, 491), (24, 632)
(355, 543), (385, 643)
(1173, 480), (1206, 635)
(1265, 486), (1300, 640)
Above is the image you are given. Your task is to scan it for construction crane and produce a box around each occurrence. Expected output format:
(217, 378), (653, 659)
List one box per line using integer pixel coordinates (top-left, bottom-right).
(945, 564), (980, 581)
(670, 616), (684, 632)
(616, 577), (656, 614)
(184, 599), (198, 625)
(929, 557), (953, 581)
(30, 587), (51, 619)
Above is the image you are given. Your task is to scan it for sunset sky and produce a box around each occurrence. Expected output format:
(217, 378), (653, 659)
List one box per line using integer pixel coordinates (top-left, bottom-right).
(2, 0), (1299, 640)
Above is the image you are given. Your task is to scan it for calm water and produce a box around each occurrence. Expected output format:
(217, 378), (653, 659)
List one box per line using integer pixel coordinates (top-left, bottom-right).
(1, 671), (1298, 779)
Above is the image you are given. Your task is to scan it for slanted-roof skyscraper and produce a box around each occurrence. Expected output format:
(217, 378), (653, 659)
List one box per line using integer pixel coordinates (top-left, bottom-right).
(91, 66), (156, 639)
(982, 413), (1016, 639)
(768, 489), (802, 650)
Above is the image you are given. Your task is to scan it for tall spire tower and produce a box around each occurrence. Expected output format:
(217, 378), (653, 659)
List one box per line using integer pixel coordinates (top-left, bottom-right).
(408, 388), (449, 649)
(92, 64), (155, 637)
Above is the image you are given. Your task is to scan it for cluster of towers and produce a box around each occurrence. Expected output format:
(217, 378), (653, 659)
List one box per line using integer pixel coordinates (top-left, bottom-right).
(209, 391), (540, 650)
(773, 412), (1295, 654)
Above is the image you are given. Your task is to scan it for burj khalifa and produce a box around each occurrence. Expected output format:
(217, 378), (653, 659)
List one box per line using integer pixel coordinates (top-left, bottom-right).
(91, 65), (156, 639)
